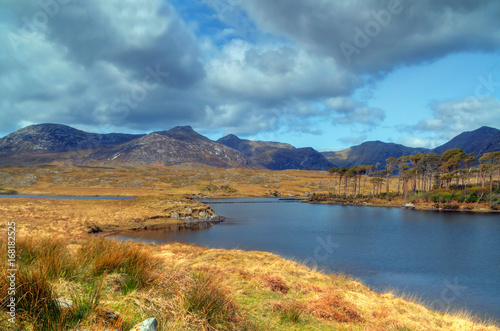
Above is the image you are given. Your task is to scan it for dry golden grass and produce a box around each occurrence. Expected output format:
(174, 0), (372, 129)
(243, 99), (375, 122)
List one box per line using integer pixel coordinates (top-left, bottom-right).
(0, 236), (498, 331)
(0, 165), (499, 330)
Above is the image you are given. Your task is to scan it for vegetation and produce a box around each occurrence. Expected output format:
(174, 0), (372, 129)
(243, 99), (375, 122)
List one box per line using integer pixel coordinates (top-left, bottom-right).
(0, 187), (17, 195)
(1, 236), (498, 330)
(0, 159), (499, 329)
(322, 149), (500, 211)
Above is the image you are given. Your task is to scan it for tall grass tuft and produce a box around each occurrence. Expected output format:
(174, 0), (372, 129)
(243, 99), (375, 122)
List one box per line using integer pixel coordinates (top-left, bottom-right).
(183, 271), (242, 329)
(78, 238), (164, 293)
(14, 266), (62, 330)
(17, 237), (77, 280)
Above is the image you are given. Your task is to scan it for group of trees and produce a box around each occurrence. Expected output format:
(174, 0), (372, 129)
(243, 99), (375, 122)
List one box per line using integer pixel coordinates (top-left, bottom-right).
(327, 149), (500, 199)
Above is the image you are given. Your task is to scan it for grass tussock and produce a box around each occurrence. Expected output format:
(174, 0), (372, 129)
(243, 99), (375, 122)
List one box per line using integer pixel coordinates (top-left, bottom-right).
(305, 292), (364, 323)
(261, 275), (289, 294)
(1, 237), (499, 331)
(183, 271), (245, 330)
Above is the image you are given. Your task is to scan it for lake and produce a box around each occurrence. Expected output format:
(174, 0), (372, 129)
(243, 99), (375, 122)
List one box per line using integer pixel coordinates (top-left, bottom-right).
(110, 198), (500, 321)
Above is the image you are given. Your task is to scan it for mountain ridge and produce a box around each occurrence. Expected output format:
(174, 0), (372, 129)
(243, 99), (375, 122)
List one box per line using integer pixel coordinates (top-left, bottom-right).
(0, 124), (499, 169)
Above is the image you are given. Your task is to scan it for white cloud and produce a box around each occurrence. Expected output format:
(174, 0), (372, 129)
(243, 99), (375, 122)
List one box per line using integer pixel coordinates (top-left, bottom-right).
(412, 96), (500, 138)
(325, 97), (385, 127)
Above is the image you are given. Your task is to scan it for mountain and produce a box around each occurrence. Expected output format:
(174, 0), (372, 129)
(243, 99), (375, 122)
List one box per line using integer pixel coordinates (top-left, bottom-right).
(322, 126), (500, 169)
(322, 142), (429, 169)
(0, 124), (498, 169)
(217, 134), (334, 170)
(0, 124), (260, 168)
(86, 126), (261, 168)
(0, 123), (143, 153)
(432, 126), (500, 155)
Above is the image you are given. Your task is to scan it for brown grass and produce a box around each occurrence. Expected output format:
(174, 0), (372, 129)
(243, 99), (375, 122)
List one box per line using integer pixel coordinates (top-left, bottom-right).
(1, 165), (499, 330)
(305, 292), (364, 323)
(261, 275), (289, 294)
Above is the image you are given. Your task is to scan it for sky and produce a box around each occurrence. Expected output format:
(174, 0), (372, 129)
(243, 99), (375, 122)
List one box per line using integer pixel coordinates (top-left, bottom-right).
(0, 0), (500, 152)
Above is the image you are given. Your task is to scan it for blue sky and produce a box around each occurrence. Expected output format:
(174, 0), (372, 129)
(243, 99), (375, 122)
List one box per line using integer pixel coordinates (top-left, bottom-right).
(1, 0), (499, 151)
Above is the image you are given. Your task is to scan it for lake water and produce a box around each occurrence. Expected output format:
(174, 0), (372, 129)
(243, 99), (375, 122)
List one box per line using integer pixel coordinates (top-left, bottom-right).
(0, 195), (135, 200)
(111, 198), (500, 321)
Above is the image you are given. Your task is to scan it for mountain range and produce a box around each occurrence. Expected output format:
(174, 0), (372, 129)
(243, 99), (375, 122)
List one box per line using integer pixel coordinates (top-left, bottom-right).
(322, 126), (500, 168)
(0, 124), (498, 170)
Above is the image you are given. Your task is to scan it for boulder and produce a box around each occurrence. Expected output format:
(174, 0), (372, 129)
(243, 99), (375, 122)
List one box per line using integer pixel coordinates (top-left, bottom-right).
(129, 317), (158, 331)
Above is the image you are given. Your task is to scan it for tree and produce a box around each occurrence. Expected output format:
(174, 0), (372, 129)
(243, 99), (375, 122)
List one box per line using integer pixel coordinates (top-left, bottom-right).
(327, 167), (339, 196)
(439, 148), (467, 188)
(479, 152), (500, 194)
(385, 157), (397, 194)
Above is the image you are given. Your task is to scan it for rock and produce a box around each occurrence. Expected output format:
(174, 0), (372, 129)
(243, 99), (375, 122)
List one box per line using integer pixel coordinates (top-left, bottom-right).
(55, 297), (73, 308)
(98, 308), (121, 324)
(170, 211), (180, 219)
(129, 317), (158, 331)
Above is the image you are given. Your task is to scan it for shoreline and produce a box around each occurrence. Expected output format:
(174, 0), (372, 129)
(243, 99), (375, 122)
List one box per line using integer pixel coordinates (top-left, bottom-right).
(100, 216), (225, 237)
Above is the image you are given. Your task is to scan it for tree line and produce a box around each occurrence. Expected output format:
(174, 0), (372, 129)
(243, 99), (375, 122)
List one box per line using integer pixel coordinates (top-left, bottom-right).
(327, 148), (500, 199)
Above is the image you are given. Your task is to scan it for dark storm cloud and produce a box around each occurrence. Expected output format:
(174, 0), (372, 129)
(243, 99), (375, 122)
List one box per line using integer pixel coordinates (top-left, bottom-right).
(0, 0), (206, 135)
(230, 0), (500, 72)
(1, 0), (500, 139)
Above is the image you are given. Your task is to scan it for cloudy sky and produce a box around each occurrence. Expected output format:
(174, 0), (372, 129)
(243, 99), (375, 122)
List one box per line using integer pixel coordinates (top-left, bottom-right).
(1, 0), (499, 151)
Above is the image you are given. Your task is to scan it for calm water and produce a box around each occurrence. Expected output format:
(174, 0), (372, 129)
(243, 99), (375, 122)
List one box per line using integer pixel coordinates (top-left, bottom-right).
(111, 198), (500, 321)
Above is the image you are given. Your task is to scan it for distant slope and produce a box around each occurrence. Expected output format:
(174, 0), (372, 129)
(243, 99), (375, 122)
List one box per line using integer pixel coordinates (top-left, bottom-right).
(86, 126), (261, 169)
(432, 126), (500, 155)
(217, 134), (333, 170)
(322, 126), (500, 168)
(322, 142), (429, 168)
(0, 123), (143, 153)
(1, 124), (498, 169)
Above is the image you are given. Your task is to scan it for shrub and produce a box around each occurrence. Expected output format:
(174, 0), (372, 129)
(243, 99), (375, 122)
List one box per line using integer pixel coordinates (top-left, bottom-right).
(488, 193), (500, 210)
(0, 188), (18, 195)
(466, 193), (478, 203)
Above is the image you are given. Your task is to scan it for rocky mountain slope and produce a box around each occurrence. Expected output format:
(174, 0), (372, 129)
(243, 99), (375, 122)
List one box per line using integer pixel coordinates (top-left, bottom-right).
(217, 134), (333, 170)
(0, 123), (143, 153)
(87, 126), (261, 168)
(0, 124), (498, 170)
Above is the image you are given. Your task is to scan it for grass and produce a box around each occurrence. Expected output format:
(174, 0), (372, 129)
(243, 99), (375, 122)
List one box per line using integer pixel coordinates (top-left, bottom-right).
(1, 236), (499, 330)
(1, 165), (499, 330)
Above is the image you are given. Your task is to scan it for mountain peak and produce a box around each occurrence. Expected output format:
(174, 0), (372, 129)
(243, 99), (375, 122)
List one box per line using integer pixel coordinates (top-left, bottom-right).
(169, 126), (195, 133)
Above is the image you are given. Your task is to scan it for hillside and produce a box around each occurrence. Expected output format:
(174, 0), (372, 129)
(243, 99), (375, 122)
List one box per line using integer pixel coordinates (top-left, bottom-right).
(218, 134), (333, 170)
(322, 126), (500, 168)
(0, 124), (499, 170)
(86, 126), (261, 169)
(322, 141), (428, 168)
(433, 126), (500, 155)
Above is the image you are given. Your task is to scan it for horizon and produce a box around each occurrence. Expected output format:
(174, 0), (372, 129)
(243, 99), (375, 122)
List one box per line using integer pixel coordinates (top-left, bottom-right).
(2, 122), (498, 153)
(1, 1), (500, 151)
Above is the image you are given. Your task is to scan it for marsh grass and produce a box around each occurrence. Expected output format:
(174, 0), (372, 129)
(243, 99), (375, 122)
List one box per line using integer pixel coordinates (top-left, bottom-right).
(183, 271), (243, 329)
(1, 235), (499, 331)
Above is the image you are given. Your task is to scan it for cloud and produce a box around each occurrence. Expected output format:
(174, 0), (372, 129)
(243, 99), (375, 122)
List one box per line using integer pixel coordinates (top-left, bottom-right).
(338, 134), (368, 146)
(411, 96), (500, 139)
(222, 0), (500, 72)
(0, 0), (211, 135)
(397, 136), (436, 149)
(325, 97), (385, 127)
(1, 0), (499, 143)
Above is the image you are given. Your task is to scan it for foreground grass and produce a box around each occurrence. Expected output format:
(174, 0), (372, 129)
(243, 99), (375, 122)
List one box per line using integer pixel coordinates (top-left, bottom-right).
(1, 237), (498, 330)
